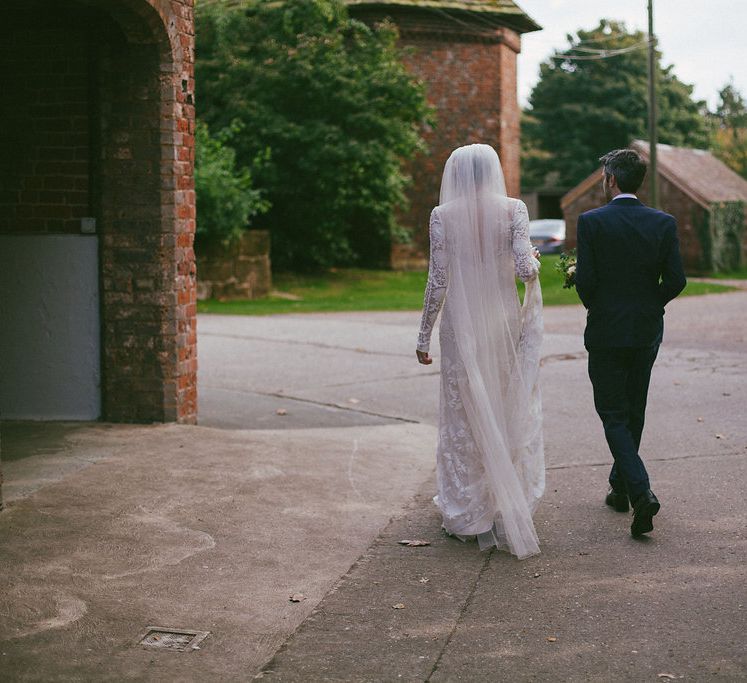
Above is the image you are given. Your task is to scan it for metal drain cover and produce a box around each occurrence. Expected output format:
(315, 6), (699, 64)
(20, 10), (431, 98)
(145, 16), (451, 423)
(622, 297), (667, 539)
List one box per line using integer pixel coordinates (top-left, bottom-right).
(138, 627), (209, 652)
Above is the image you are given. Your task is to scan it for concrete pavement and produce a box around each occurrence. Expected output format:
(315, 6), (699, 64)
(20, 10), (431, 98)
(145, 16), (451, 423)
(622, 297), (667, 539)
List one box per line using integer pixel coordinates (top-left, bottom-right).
(0, 422), (437, 680)
(1, 289), (746, 681)
(261, 452), (746, 681)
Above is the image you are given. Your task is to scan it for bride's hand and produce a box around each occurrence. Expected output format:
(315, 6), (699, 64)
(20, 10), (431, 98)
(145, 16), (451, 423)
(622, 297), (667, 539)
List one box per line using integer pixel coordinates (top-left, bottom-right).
(416, 350), (432, 365)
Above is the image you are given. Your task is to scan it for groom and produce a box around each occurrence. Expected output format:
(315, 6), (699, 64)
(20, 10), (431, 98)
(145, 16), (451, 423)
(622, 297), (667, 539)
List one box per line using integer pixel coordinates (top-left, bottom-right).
(575, 148), (686, 537)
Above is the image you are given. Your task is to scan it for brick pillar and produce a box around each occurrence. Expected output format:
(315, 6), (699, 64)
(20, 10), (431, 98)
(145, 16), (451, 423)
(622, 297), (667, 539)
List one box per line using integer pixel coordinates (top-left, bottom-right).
(97, 0), (196, 423)
(168, 0), (198, 423)
(349, 7), (524, 266)
(496, 30), (522, 199)
(398, 28), (522, 262)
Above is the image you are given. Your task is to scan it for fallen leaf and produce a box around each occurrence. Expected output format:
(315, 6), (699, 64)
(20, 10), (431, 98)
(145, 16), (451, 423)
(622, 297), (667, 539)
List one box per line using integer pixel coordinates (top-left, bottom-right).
(533, 572), (541, 578)
(657, 675), (677, 680)
(392, 603), (405, 609)
(546, 636), (557, 643)
(419, 577), (430, 584)
(399, 539), (431, 547)
(276, 408), (288, 416)
(715, 433), (724, 439)
(289, 593), (306, 602)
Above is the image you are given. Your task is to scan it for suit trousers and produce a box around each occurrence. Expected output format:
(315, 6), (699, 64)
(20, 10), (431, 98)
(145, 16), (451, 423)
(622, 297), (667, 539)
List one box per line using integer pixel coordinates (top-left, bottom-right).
(587, 344), (660, 500)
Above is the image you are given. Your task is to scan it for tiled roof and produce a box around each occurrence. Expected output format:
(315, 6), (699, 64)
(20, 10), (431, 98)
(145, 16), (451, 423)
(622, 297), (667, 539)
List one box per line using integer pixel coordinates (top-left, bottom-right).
(562, 141), (747, 209)
(630, 140), (747, 206)
(344, 0), (541, 32)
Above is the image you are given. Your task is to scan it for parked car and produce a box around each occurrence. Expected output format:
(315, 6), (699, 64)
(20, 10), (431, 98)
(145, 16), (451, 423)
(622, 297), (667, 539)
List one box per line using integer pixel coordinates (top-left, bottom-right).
(529, 218), (566, 254)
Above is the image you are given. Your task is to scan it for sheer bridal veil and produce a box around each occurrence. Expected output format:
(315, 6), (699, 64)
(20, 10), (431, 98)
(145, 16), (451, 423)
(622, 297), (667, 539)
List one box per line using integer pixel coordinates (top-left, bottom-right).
(439, 144), (544, 559)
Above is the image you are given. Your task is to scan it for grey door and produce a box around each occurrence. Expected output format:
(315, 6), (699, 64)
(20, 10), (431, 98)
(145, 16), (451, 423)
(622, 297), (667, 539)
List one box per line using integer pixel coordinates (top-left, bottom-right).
(0, 235), (101, 420)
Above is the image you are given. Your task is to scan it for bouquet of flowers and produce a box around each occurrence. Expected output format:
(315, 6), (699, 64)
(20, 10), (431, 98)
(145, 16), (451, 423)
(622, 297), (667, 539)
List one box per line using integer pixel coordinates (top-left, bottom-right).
(555, 248), (577, 289)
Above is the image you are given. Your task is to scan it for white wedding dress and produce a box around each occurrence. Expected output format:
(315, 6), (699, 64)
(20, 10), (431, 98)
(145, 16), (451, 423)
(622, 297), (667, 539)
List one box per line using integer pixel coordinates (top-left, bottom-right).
(417, 144), (545, 559)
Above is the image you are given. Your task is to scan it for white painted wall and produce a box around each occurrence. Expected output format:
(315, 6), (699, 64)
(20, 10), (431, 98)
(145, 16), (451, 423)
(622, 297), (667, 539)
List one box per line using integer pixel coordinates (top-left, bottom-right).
(0, 235), (101, 420)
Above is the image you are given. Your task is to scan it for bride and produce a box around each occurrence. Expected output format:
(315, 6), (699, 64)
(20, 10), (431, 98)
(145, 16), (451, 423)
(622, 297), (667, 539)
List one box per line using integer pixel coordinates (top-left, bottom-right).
(416, 143), (545, 559)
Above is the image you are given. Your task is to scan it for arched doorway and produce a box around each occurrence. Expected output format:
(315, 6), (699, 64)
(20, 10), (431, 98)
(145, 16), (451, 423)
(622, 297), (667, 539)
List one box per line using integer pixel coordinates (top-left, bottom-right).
(0, 0), (196, 425)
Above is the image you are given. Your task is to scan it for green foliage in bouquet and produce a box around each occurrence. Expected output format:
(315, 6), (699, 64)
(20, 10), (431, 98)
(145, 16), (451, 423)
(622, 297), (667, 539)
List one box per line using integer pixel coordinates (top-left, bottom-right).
(196, 0), (432, 270)
(555, 248), (577, 289)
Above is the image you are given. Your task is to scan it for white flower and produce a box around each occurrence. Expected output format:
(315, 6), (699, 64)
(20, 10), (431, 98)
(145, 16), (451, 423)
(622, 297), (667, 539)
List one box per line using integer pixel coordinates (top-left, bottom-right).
(567, 265), (576, 275)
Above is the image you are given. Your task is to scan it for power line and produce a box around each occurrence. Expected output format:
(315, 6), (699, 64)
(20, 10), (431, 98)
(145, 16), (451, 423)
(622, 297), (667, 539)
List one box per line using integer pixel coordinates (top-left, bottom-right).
(548, 39), (651, 61)
(525, 30), (639, 47)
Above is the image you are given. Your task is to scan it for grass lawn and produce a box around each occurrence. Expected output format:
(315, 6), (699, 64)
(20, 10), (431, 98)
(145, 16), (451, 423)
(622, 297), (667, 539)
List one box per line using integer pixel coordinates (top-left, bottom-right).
(197, 255), (736, 316)
(700, 266), (747, 280)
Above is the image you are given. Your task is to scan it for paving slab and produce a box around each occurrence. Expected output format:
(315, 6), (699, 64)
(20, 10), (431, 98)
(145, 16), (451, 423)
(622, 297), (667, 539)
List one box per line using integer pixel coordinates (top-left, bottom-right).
(0, 422), (436, 682)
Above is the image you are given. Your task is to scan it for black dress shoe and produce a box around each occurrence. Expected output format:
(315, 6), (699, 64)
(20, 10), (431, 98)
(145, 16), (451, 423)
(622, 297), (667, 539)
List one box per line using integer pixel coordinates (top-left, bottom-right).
(631, 489), (660, 537)
(605, 489), (629, 512)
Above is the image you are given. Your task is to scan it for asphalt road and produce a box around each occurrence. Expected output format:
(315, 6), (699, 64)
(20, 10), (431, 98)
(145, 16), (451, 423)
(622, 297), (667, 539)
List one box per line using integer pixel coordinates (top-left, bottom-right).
(198, 291), (747, 471)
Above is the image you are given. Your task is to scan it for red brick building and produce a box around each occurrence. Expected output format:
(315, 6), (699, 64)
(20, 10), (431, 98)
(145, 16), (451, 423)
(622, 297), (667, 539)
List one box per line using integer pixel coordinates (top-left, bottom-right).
(562, 141), (747, 272)
(346, 0), (540, 267)
(0, 1), (197, 426)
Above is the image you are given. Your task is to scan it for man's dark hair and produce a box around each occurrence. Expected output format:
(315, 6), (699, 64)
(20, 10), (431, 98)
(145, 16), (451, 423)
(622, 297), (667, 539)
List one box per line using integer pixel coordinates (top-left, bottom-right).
(599, 149), (647, 193)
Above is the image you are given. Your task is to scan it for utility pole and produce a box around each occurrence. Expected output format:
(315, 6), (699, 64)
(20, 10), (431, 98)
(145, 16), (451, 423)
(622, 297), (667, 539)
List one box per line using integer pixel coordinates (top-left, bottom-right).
(647, 0), (659, 207)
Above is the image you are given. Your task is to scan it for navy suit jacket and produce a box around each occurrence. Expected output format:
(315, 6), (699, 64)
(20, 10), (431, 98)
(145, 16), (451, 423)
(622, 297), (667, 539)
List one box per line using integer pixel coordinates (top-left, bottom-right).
(575, 197), (687, 350)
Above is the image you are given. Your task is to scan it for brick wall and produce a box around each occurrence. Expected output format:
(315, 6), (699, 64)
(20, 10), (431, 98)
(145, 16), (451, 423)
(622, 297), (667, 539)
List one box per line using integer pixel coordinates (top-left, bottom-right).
(0, 10), (93, 235)
(0, 0), (196, 424)
(637, 177), (707, 271)
(562, 179), (605, 251)
(349, 8), (523, 267)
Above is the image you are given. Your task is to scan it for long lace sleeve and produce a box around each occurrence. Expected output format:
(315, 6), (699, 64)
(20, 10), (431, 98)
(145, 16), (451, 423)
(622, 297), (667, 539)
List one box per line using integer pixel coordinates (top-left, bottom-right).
(511, 200), (540, 283)
(417, 208), (448, 353)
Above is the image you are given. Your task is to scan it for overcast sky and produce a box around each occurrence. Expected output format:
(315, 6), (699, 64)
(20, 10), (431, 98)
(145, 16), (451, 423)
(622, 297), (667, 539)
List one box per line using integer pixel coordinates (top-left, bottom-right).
(516, 0), (747, 111)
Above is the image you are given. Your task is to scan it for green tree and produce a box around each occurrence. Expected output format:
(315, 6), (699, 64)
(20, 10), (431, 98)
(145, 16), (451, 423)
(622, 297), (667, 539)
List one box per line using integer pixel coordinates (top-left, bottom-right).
(522, 20), (709, 189)
(196, 0), (431, 270)
(713, 80), (747, 129)
(194, 120), (269, 248)
(709, 80), (747, 179)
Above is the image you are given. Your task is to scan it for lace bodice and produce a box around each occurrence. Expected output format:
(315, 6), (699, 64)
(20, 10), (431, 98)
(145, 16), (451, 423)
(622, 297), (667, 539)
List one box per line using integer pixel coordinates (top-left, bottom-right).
(416, 199), (539, 353)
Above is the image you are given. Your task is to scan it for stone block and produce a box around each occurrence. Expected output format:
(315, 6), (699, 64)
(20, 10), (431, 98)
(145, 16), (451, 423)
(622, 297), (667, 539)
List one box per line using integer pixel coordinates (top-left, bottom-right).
(196, 230), (271, 300)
